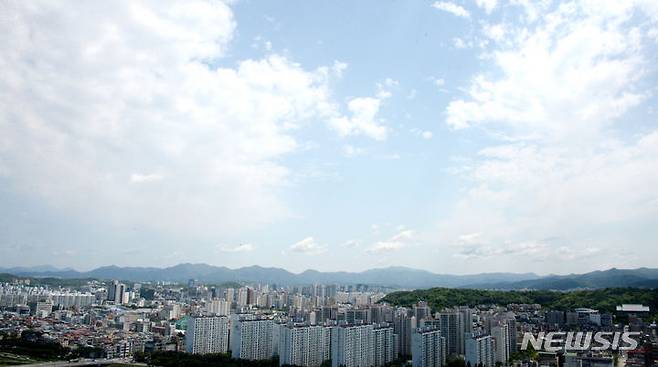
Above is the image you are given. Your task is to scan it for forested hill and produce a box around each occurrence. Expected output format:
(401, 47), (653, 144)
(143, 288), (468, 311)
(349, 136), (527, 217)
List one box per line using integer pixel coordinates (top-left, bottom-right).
(381, 287), (658, 316)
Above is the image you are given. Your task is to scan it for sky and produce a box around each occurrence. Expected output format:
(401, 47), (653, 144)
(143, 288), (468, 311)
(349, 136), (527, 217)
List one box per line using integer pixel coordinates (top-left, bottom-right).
(1, 0), (658, 274)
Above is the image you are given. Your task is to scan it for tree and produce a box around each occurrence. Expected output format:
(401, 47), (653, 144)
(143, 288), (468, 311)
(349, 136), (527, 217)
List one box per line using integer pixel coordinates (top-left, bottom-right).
(447, 355), (465, 367)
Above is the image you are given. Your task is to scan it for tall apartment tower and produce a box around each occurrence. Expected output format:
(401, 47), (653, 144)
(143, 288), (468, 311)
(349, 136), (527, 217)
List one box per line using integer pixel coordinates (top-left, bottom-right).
(237, 287), (251, 307)
(279, 325), (331, 367)
(185, 316), (230, 354)
(394, 309), (414, 357)
(491, 325), (509, 364)
(332, 324), (374, 367)
(414, 301), (432, 322)
(206, 299), (231, 316)
(230, 316), (274, 360)
(459, 307), (473, 336)
(506, 318), (517, 355)
(107, 280), (127, 304)
(107, 280), (117, 302)
(373, 325), (395, 366)
(412, 328), (446, 367)
(438, 312), (464, 356)
(465, 335), (495, 367)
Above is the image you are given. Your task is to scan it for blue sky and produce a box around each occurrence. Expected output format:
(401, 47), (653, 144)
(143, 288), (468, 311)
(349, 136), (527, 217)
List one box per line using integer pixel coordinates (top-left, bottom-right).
(1, 0), (658, 274)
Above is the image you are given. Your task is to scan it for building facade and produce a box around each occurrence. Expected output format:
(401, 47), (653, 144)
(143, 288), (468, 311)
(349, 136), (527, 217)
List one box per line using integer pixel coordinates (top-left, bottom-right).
(465, 335), (494, 367)
(185, 316), (229, 354)
(412, 328), (446, 367)
(230, 316), (274, 360)
(279, 325), (331, 367)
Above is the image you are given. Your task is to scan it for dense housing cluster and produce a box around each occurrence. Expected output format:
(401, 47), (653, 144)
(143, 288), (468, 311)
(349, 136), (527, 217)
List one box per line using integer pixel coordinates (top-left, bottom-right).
(0, 279), (657, 367)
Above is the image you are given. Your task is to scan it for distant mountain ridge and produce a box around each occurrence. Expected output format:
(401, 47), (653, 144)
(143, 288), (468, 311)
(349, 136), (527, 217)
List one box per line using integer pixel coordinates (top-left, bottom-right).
(2, 264), (658, 290)
(0, 264), (537, 288)
(466, 267), (658, 290)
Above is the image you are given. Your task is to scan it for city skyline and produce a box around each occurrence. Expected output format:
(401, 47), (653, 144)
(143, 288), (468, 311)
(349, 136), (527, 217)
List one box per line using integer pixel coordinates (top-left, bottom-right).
(2, 1), (658, 273)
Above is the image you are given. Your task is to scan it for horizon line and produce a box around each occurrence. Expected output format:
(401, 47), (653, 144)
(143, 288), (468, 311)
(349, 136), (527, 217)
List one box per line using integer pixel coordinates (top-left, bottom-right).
(0, 262), (650, 278)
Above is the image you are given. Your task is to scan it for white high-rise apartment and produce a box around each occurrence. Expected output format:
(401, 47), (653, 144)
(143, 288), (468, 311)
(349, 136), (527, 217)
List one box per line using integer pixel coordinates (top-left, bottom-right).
(412, 328), (446, 367)
(459, 307), (473, 337)
(331, 324), (394, 367)
(373, 326), (395, 366)
(491, 325), (509, 364)
(185, 316), (230, 354)
(279, 325), (331, 367)
(332, 324), (374, 367)
(237, 287), (252, 307)
(230, 316), (274, 360)
(206, 299), (231, 316)
(465, 335), (494, 367)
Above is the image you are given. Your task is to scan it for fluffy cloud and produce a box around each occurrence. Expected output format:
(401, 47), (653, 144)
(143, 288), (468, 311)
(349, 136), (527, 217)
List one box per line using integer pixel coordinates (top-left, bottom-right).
(341, 239), (360, 248)
(218, 243), (255, 253)
(438, 1), (658, 270)
(0, 1), (340, 235)
(454, 237), (602, 263)
(290, 237), (327, 255)
(366, 229), (417, 254)
(447, 18), (645, 131)
(328, 78), (395, 141)
(330, 97), (388, 140)
(432, 1), (470, 19)
(475, 0), (498, 14)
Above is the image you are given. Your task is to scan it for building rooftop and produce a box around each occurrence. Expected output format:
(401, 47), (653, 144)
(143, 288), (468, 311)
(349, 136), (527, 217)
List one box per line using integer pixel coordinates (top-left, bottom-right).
(616, 304), (650, 312)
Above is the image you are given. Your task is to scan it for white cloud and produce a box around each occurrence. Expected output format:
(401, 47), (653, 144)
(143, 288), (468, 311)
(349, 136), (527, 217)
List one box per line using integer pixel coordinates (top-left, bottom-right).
(458, 232), (481, 243)
(446, 2), (645, 134)
(452, 37), (472, 49)
(219, 243), (255, 253)
(330, 97), (388, 140)
(509, 0), (553, 23)
(438, 2), (658, 271)
(332, 61), (348, 78)
(375, 78), (398, 99)
(341, 239), (360, 248)
(432, 1), (471, 18)
(475, 0), (498, 14)
(383, 78), (399, 87)
(647, 25), (658, 43)
(376, 90), (392, 99)
(251, 36), (272, 51)
(454, 238), (603, 263)
(290, 237), (327, 255)
(482, 23), (507, 42)
(0, 1), (340, 236)
(366, 229), (417, 254)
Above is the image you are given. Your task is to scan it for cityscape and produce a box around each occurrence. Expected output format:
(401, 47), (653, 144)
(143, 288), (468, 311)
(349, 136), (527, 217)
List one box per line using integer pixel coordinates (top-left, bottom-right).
(0, 269), (657, 366)
(2, 0), (658, 366)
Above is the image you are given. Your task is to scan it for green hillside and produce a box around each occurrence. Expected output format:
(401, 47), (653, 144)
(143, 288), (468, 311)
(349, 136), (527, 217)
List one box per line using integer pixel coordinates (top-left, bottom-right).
(381, 287), (658, 317)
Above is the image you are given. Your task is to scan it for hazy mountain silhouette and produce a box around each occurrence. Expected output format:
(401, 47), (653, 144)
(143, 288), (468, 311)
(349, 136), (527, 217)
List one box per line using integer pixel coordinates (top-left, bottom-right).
(463, 268), (658, 290)
(0, 263), (538, 288)
(3, 264), (658, 289)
